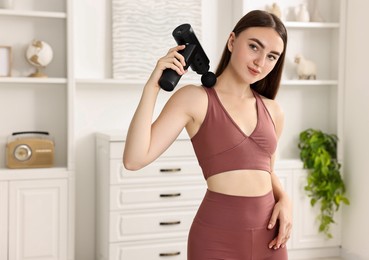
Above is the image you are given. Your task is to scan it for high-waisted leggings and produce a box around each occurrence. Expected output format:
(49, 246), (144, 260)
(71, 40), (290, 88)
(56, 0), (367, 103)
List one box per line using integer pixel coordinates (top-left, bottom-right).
(187, 189), (288, 260)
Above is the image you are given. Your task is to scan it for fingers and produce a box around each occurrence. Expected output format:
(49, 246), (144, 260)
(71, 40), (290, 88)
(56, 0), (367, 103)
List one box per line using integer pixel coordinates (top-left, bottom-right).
(148, 45), (188, 87)
(167, 45), (186, 65)
(268, 238), (278, 250)
(268, 234), (290, 250)
(268, 208), (279, 229)
(159, 45), (187, 75)
(268, 221), (292, 250)
(267, 199), (293, 250)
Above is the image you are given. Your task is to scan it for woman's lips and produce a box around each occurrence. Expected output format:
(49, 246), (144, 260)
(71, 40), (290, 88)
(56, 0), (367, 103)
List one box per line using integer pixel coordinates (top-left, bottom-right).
(248, 66), (260, 76)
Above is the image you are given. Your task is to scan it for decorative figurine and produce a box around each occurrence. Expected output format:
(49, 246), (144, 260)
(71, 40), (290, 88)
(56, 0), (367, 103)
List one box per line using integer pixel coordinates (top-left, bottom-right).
(26, 40), (54, 78)
(311, 0), (325, 22)
(294, 54), (317, 80)
(267, 3), (282, 19)
(295, 3), (310, 22)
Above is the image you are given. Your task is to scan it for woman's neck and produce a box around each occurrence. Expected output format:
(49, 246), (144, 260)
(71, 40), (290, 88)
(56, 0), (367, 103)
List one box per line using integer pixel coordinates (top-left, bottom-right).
(216, 71), (253, 98)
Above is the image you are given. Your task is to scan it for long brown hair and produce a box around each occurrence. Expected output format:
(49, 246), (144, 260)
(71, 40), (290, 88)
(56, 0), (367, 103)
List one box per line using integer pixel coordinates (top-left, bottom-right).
(215, 10), (287, 99)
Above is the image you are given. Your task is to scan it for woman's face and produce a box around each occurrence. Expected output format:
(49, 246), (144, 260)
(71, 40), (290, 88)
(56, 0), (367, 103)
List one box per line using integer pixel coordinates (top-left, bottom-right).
(227, 27), (284, 84)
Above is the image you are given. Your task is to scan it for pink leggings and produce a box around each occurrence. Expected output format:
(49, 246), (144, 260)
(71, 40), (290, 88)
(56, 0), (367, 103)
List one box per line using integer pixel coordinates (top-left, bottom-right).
(187, 189), (288, 260)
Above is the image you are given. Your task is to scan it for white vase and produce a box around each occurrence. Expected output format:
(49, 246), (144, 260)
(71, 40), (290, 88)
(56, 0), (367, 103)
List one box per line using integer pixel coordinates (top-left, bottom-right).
(311, 0), (325, 22)
(295, 3), (310, 22)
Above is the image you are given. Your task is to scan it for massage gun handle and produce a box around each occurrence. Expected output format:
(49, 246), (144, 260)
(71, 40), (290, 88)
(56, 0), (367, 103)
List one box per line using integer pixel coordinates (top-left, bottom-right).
(159, 44), (197, 92)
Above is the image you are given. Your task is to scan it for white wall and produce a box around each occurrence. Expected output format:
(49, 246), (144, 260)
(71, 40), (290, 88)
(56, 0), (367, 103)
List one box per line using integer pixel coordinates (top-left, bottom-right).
(341, 0), (369, 259)
(73, 1), (233, 259)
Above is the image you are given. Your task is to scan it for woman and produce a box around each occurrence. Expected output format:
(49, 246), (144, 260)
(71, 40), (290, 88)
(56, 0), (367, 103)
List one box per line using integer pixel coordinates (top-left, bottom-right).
(123, 10), (292, 259)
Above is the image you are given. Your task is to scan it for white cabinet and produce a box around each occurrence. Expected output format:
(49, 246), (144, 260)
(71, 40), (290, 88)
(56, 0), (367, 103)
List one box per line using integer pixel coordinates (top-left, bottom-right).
(274, 163), (341, 259)
(110, 240), (188, 260)
(291, 170), (340, 249)
(95, 131), (206, 260)
(96, 132), (341, 260)
(0, 181), (8, 260)
(0, 178), (68, 260)
(293, 175), (341, 258)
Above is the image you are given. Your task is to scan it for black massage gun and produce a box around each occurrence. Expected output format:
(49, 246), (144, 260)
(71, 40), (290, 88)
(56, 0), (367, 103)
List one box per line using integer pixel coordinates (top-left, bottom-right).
(159, 24), (216, 91)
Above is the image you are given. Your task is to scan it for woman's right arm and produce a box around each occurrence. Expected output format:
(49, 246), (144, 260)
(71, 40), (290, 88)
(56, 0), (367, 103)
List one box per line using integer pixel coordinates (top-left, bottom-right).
(123, 45), (188, 170)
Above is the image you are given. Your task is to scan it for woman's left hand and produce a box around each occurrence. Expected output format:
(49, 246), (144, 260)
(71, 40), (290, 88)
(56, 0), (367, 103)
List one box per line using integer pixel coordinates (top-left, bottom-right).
(268, 195), (293, 250)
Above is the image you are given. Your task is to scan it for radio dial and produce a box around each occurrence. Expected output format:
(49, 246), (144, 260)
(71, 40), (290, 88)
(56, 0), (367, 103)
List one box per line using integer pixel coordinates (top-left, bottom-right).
(14, 144), (32, 161)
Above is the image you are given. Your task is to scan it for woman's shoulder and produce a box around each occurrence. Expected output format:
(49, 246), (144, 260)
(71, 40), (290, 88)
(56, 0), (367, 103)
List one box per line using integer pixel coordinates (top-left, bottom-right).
(257, 93), (284, 126)
(168, 84), (209, 122)
(258, 93), (283, 113)
(176, 84), (207, 94)
(170, 84), (208, 103)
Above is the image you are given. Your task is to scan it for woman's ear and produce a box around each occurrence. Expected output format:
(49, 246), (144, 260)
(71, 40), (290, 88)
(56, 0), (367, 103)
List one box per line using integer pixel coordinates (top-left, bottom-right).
(227, 32), (236, 52)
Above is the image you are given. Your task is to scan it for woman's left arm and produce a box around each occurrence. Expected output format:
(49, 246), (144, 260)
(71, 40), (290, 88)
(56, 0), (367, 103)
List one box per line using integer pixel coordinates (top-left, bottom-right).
(266, 100), (293, 250)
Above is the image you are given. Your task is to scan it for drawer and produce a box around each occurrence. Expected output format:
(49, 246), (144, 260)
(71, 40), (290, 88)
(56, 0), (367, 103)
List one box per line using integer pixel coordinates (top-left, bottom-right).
(110, 209), (197, 242)
(110, 139), (195, 159)
(110, 240), (187, 260)
(110, 185), (206, 210)
(111, 159), (203, 184)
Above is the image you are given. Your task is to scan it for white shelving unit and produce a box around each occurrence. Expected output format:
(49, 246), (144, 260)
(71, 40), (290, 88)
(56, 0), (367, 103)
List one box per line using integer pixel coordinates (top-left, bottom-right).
(0, 0), (75, 259)
(0, 3), (70, 169)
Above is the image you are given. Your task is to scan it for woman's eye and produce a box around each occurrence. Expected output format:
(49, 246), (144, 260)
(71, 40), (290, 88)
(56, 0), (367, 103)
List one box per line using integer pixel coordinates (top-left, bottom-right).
(249, 44), (258, 51)
(268, 55), (277, 61)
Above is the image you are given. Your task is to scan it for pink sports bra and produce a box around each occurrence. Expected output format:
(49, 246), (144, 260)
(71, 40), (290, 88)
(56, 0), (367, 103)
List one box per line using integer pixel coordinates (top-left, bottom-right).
(191, 87), (277, 180)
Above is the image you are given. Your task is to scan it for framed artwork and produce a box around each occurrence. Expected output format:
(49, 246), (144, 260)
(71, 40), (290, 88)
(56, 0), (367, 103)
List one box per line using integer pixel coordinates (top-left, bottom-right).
(0, 46), (11, 77)
(112, 0), (202, 81)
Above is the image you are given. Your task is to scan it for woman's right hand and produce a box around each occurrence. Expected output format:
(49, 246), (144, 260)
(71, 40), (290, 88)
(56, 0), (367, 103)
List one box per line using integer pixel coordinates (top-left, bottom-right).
(148, 45), (187, 87)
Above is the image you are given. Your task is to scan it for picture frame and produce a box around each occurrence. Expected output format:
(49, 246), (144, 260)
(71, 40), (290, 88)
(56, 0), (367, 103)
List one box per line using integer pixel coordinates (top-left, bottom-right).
(111, 0), (201, 81)
(0, 46), (11, 77)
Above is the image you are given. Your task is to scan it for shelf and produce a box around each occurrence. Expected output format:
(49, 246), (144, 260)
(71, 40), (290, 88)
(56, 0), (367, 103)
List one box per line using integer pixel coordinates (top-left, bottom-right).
(0, 9), (66, 19)
(0, 167), (71, 181)
(281, 80), (338, 86)
(0, 77), (67, 84)
(76, 78), (338, 87)
(284, 21), (339, 29)
(76, 78), (199, 87)
(76, 78), (146, 86)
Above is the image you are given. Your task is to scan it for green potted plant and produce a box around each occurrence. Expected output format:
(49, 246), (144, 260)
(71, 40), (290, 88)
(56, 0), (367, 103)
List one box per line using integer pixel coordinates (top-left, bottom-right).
(298, 128), (349, 238)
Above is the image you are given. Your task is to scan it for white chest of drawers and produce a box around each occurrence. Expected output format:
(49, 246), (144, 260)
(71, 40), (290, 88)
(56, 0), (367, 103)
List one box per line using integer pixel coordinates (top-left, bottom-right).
(95, 131), (206, 260)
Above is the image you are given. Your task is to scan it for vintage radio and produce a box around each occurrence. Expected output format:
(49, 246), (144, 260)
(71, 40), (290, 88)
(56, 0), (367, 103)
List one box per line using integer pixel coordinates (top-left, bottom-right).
(6, 131), (54, 169)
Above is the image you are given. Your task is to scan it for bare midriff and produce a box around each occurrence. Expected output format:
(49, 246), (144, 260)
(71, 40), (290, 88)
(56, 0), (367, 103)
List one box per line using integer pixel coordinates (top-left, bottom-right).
(206, 170), (272, 197)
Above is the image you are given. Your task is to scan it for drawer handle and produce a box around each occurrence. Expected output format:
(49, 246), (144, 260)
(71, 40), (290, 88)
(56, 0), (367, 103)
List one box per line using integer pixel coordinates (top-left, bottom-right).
(159, 251), (181, 257)
(119, 190), (124, 206)
(160, 168), (181, 173)
(160, 193), (181, 198)
(119, 217), (124, 237)
(159, 220), (181, 226)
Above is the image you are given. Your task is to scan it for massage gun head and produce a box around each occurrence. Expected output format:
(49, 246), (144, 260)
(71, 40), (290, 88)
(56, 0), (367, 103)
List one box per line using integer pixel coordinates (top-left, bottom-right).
(159, 24), (217, 91)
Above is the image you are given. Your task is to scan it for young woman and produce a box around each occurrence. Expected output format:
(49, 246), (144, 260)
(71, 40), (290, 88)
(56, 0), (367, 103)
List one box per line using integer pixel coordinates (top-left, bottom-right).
(123, 10), (292, 259)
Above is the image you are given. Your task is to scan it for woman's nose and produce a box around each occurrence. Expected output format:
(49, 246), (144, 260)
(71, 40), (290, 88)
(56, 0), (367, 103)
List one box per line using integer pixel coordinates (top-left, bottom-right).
(254, 55), (265, 67)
